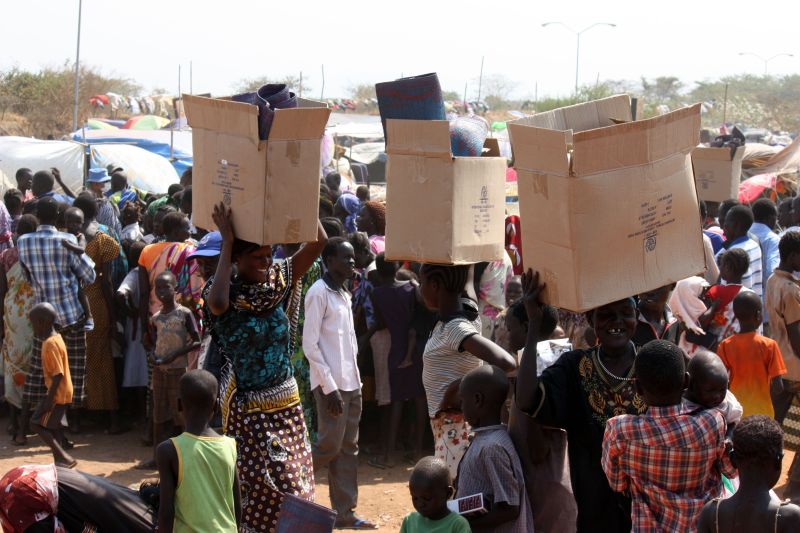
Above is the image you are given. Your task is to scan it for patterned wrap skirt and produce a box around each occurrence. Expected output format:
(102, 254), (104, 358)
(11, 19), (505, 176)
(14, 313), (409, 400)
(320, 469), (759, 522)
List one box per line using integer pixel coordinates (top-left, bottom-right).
(221, 368), (315, 533)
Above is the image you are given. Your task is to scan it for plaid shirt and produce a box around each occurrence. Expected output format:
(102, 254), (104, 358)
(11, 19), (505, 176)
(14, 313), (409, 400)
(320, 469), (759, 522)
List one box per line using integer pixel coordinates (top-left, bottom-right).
(18, 226), (96, 327)
(602, 405), (736, 533)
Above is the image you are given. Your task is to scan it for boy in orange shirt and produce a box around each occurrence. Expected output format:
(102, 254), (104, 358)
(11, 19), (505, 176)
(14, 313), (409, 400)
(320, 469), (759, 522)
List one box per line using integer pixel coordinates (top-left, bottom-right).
(29, 302), (76, 468)
(717, 291), (786, 417)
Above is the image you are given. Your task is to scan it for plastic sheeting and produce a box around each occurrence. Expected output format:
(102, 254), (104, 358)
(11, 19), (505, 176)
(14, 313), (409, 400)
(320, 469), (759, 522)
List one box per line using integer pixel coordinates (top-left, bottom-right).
(0, 136), (85, 192)
(71, 129), (193, 175)
(90, 144), (178, 194)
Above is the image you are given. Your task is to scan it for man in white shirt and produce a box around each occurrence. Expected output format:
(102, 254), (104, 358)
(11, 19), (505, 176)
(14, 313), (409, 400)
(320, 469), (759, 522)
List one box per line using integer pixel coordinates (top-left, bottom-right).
(303, 237), (376, 530)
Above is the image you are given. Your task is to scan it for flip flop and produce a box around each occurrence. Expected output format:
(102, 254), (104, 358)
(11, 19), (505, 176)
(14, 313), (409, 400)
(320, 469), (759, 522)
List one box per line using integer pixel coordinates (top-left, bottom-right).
(57, 459), (78, 469)
(335, 517), (378, 530)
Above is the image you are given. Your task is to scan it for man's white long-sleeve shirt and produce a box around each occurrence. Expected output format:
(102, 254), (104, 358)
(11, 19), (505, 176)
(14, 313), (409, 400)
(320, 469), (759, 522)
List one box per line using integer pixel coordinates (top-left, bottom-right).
(302, 278), (361, 394)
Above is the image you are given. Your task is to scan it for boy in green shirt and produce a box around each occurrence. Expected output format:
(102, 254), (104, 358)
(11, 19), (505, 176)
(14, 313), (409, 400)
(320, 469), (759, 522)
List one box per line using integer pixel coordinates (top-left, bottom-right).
(401, 456), (471, 533)
(157, 370), (240, 533)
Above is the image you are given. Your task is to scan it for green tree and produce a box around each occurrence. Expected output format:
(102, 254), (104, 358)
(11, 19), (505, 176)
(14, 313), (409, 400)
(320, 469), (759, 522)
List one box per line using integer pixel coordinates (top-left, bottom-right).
(347, 83), (376, 100)
(0, 61), (140, 138)
(233, 75), (310, 96)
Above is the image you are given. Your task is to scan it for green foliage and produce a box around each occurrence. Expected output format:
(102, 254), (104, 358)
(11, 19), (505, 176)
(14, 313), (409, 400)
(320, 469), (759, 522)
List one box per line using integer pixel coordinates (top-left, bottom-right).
(233, 74), (310, 96)
(0, 62), (140, 138)
(347, 83), (376, 101)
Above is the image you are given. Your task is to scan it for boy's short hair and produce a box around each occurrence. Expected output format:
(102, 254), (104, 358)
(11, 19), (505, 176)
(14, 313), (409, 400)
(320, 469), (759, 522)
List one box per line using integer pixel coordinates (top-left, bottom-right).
(720, 248), (750, 278)
(179, 369), (218, 413)
(16, 214), (38, 235)
(409, 456), (451, 489)
(320, 217), (345, 238)
(375, 253), (399, 277)
(348, 231), (371, 254)
(718, 199), (740, 225)
(73, 193), (97, 220)
(3, 188), (23, 209)
(167, 184), (184, 197)
(356, 185), (370, 201)
(35, 197), (59, 224)
(161, 212), (187, 236)
(461, 365), (510, 411)
(322, 236), (348, 264)
(155, 270), (177, 285)
(634, 340), (686, 398)
(420, 264), (469, 294)
(779, 231), (800, 262)
(732, 290), (761, 320)
(733, 415), (783, 467)
(752, 198), (777, 223)
(508, 300), (559, 338)
(726, 205), (754, 229)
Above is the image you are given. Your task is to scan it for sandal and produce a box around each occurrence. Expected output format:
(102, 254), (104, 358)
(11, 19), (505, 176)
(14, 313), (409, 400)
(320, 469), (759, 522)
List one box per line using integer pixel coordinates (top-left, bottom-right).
(57, 459), (78, 469)
(335, 517), (378, 530)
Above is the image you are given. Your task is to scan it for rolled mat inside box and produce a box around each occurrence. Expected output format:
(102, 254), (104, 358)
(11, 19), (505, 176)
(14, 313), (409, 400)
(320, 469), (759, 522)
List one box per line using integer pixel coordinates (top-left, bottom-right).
(450, 115), (489, 157)
(375, 72), (445, 142)
(276, 493), (337, 533)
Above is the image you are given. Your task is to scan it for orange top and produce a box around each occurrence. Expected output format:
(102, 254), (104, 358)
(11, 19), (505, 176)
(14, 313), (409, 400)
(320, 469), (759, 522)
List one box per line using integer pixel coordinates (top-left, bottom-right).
(41, 334), (73, 405)
(717, 332), (786, 418)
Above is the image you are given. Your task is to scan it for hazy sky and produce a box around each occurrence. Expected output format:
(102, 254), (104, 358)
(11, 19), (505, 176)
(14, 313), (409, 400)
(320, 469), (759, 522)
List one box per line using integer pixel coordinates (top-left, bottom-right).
(3, 0), (798, 101)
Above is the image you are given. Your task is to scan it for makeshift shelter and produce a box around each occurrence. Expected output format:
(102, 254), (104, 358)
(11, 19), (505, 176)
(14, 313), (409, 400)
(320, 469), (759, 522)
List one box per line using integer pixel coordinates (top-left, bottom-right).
(70, 129), (193, 175)
(0, 136), (178, 194)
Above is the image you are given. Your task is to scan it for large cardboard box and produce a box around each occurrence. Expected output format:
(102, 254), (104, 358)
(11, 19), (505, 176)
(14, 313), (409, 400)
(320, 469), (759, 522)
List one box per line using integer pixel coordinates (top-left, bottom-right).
(508, 95), (704, 312)
(691, 145), (746, 202)
(183, 94), (330, 245)
(384, 119), (506, 264)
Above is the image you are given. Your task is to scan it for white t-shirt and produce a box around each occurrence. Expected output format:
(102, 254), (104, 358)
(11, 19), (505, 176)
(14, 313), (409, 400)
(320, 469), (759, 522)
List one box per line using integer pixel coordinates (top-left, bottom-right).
(422, 299), (483, 418)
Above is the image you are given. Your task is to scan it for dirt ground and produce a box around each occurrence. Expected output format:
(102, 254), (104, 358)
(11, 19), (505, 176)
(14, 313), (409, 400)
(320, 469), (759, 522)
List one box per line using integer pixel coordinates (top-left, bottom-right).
(0, 423), (414, 532)
(0, 420), (795, 532)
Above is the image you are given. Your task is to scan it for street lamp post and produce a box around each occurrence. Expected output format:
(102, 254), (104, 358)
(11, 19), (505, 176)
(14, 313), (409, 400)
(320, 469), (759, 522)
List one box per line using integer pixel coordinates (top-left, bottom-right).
(71, 0), (83, 133)
(738, 52), (794, 75)
(542, 21), (616, 95)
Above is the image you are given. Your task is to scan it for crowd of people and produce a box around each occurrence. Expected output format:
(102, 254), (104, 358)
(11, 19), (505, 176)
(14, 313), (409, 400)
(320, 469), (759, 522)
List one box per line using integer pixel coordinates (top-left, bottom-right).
(3, 162), (800, 532)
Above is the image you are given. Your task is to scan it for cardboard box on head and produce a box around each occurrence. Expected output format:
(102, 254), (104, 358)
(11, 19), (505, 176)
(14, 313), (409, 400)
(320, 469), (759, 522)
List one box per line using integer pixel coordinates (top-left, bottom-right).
(384, 119), (506, 265)
(183, 94), (330, 245)
(508, 94), (704, 312)
(691, 145), (746, 202)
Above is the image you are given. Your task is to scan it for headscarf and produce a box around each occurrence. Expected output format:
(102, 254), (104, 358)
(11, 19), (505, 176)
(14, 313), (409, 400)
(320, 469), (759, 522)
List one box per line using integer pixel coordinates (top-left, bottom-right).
(363, 201), (386, 236)
(336, 193), (361, 234)
(668, 276), (710, 335)
(0, 465), (65, 533)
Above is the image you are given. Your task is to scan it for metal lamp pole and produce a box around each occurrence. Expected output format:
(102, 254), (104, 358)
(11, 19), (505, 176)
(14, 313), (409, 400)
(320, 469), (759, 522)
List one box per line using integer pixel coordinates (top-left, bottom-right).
(738, 52), (794, 75)
(542, 21), (616, 95)
(71, 0), (82, 132)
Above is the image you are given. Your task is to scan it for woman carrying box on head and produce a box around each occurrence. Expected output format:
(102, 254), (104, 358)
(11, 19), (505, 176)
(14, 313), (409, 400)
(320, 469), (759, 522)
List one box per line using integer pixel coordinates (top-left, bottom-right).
(515, 269), (645, 533)
(204, 203), (327, 533)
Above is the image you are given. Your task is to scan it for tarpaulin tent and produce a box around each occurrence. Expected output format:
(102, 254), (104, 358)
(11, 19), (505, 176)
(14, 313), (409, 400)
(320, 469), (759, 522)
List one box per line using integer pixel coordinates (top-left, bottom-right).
(90, 144), (178, 194)
(70, 129), (192, 175)
(0, 136), (179, 195)
(0, 136), (85, 193)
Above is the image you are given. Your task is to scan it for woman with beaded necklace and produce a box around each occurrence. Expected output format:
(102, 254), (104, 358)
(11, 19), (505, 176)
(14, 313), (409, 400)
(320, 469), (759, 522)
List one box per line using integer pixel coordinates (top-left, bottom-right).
(515, 269), (645, 533)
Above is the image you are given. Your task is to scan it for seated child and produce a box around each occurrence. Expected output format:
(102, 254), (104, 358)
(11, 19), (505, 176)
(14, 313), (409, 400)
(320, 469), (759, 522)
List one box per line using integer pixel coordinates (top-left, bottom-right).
(717, 291), (786, 418)
(602, 340), (735, 531)
(697, 415), (800, 532)
(401, 456), (470, 533)
(62, 206), (93, 331)
(29, 303), (76, 468)
(157, 369), (240, 533)
(147, 270), (201, 466)
(456, 365), (533, 532)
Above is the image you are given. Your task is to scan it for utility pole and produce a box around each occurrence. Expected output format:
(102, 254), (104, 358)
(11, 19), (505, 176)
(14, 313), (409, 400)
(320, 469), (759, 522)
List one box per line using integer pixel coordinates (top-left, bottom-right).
(71, 0), (83, 132)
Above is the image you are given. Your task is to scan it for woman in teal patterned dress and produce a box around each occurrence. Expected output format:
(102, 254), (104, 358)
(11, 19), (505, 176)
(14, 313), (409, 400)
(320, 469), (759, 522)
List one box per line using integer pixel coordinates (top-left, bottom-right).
(205, 204), (326, 533)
